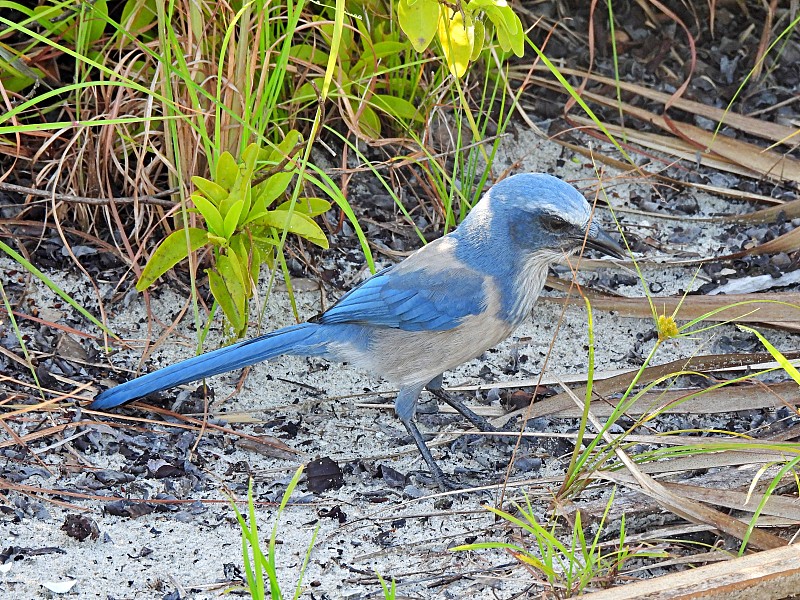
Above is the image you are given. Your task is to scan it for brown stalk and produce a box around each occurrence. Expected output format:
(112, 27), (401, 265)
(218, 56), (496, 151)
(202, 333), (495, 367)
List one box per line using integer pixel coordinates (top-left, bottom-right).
(545, 291), (800, 331)
(514, 66), (800, 144)
(661, 481), (800, 522)
(580, 544), (800, 599)
(494, 350), (800, 427)
(541, 380), (800, 419)
(562, 100), (800, 184)
(0, 181), (178, 208)
(751, 0), (778, 81)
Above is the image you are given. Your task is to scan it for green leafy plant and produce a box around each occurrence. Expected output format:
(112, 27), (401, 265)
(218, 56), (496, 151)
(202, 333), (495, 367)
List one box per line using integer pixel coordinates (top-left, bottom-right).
(291, 9), (427, 138)
(0, 0), (360, 350)
(295, 0), (529, 241)
(229, 467), (318, 600)
(137, 137), (331, 337)
(394, 0), (528, 232)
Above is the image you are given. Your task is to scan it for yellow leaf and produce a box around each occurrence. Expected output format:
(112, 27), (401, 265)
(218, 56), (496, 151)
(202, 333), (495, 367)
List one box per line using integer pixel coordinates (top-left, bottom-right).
(438, 9), (474, 77)
(398, 0), (440, 53)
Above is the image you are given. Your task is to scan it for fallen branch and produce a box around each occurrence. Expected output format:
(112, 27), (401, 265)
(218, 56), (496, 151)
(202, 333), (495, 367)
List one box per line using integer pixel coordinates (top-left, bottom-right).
(581, 544), (800, 599)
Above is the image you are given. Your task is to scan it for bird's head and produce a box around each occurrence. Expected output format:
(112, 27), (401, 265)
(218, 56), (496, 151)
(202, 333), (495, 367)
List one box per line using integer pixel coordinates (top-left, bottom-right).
(459, 173), (624, 262)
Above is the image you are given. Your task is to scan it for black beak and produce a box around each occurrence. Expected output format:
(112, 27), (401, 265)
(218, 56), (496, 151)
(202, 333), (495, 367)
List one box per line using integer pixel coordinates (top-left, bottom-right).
(582, 222), (626, 259)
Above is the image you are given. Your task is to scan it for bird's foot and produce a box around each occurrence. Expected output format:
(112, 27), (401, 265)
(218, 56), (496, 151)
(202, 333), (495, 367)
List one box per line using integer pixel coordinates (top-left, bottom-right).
(428, 388), (498, 433)
(400, 417), (474, 491)
(409, 467), (463, 491)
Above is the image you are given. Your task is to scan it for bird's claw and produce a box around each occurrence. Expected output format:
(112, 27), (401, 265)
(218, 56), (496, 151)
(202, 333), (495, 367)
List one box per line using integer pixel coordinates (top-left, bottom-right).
(410, 468), (466, 492)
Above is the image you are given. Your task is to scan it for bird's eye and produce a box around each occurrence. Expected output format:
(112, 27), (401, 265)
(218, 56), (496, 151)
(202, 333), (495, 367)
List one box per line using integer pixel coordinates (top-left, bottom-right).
(543, 215), (571, 233)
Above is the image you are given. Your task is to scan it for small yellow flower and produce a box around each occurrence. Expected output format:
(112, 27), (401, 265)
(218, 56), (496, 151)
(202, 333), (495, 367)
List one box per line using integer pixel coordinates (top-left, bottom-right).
(657, 314), (679, 341)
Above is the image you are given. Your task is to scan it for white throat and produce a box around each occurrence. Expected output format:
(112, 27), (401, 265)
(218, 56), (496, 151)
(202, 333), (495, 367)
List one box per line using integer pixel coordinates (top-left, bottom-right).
(509, 249), (562, 325)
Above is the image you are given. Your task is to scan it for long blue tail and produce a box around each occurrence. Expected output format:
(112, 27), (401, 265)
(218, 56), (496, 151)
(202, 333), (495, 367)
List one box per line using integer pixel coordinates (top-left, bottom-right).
(91, 323), (326, 410)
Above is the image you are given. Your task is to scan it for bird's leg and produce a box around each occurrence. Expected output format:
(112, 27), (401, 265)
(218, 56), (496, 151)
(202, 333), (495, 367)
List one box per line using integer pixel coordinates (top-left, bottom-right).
(425, 377), (498, 433)
(395, 384), (454, 488)
(399, 417), (449, 485)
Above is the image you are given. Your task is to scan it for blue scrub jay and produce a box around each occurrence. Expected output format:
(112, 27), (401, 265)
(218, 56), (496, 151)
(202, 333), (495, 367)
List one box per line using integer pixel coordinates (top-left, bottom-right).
(91, 173), (623, 485)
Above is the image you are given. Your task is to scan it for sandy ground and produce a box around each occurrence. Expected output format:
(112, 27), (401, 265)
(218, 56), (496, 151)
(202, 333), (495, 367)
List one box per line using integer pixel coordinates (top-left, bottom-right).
(2, 130), (799, 599)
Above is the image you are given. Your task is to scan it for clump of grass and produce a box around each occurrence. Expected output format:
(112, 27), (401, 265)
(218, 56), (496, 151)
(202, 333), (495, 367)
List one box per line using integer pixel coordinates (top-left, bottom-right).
(229, 466), (318, 600)
(376, 571), (397, 599)
(452, 488), (666, 597)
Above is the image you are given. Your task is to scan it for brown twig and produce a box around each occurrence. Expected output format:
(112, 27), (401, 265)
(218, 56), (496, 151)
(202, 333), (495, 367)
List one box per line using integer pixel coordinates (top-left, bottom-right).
(251, 140), (308, 188)
(0, 181), (178, 208)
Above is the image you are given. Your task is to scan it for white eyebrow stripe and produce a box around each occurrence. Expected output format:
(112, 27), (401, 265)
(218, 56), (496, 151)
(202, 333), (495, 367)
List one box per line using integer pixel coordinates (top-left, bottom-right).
(538, 201), (591, 227)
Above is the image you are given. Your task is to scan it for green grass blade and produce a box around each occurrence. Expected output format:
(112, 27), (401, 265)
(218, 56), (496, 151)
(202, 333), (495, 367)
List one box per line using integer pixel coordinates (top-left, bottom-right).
(738, 324), (800, 385)
(0, 239), (116, 340)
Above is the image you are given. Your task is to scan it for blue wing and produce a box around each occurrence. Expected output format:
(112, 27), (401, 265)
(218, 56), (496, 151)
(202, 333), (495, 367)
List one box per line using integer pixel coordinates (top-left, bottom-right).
(316, 241), (486, 332)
